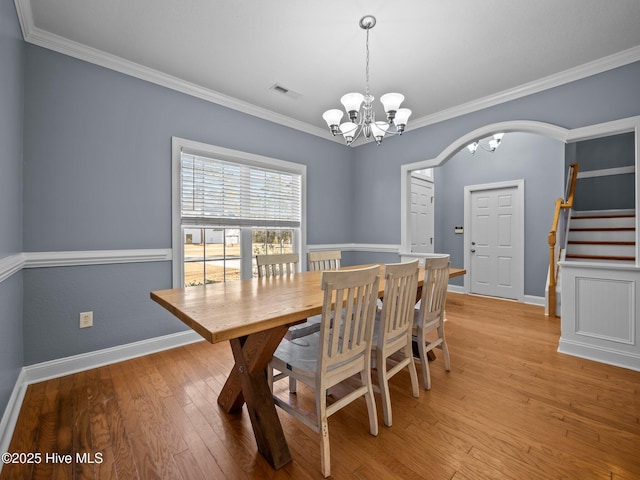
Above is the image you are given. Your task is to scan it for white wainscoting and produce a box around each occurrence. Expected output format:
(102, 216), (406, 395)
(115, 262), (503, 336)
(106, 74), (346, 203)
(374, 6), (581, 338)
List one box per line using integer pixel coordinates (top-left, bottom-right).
(559, 261), (640, 371)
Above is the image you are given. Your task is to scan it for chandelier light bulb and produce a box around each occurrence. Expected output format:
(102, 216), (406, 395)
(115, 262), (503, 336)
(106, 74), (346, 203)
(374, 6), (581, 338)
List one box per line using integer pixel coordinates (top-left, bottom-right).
(466, 133), (505, 154)
(380, 93), (405, 121)
(371, 121), (390, 144)
(322, 109), (344, 135)
(339, 122), (358, 145)
(393, 108), (412, 132)
(341, 93), (365, 120)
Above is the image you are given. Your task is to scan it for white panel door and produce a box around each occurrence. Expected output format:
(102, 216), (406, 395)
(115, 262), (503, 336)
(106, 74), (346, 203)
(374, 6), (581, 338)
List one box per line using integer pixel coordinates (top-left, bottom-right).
(470, 186), (522, 300)
(410, 174), (434, 254)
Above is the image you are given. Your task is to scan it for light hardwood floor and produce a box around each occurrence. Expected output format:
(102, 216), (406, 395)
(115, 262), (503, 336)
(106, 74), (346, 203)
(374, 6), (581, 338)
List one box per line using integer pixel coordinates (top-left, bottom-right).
(2, 293), (639, 479)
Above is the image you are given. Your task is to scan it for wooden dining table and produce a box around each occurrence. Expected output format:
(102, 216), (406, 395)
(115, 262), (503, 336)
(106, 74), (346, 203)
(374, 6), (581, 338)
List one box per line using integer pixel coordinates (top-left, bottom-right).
(150, 264), (465, 470)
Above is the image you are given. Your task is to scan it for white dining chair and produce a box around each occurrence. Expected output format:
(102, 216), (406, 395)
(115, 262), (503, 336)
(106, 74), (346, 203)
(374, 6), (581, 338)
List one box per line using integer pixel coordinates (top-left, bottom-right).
(308, 250), (341, 271)
(413, 255), (451, 390)
(256, 253), (321, 339)
(372, 260), (420, 426)
(269, 265), (380, 478)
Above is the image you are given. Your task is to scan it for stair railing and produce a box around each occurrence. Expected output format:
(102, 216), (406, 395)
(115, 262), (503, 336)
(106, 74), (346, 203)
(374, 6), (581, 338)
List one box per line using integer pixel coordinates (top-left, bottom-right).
(548, 163), (578, 317)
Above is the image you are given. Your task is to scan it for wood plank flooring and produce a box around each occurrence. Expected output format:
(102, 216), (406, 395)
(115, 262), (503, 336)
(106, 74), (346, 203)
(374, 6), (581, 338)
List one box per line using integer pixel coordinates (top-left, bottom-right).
(2, 293), (640, 479)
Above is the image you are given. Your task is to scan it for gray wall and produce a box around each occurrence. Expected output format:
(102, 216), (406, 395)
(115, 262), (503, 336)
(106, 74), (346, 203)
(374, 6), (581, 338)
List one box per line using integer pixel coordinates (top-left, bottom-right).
(435, 133), (564, 297)
(21, 44), (355, 365)
(3, 0), (640, 417)
(0, 0), (24, 416)
(350, 62), (640, 294)
(566, 133), (636, 211)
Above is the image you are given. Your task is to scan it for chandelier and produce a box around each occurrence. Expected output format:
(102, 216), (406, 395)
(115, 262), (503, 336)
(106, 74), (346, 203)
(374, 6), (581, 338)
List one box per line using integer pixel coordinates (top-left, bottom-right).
(322, 15), (411, 146)
(467, 133), (505, 154)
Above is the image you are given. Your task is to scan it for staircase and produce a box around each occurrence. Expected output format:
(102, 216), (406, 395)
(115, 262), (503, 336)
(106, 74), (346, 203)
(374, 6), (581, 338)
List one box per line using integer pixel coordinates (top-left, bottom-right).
(566, 210), (636, 263)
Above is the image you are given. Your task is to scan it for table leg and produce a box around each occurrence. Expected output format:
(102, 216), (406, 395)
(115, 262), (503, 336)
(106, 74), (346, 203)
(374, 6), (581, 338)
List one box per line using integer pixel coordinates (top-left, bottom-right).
(218, 325), (292, 469)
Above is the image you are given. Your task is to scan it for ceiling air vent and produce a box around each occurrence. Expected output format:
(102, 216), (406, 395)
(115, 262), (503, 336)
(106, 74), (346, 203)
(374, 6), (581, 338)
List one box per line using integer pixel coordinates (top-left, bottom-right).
(269, 83), (301, 100)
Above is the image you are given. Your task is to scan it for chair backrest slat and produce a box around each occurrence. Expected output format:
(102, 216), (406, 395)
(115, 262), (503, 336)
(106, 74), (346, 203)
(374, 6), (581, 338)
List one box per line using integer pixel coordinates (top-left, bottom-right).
(308, 250), (342, 271)
(256, 253), (299, 278)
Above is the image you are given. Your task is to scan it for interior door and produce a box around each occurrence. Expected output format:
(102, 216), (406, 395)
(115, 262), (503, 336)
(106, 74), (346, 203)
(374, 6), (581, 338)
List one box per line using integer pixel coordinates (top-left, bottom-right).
(410, 173), (434, 254)
(469, 185), (522, 300)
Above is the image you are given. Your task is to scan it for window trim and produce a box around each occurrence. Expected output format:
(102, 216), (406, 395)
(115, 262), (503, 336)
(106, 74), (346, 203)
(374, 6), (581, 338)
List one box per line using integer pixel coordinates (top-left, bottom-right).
(172, 137), (307, 287)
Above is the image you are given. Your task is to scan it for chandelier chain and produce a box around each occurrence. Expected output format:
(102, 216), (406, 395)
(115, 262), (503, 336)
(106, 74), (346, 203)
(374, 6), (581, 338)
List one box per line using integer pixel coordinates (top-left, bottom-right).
(365, 27), (370, 96)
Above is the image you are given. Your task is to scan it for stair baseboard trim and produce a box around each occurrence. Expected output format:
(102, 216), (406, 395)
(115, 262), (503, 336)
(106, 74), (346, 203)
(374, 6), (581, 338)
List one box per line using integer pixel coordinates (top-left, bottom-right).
(568, 241), (635, 245)
(559, 259), (640, 271)
(565, 254), (635, 261)
(558, 338), (640, 372)
(572, 209), (635, 217)
(570, 227), (635, 232)
(576, 166), (635, 179)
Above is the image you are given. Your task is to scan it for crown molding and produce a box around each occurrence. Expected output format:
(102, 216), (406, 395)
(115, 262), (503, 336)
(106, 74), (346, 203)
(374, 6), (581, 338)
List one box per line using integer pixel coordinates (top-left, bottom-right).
(407, 46), (640, 132)
(14, 0), (331, 141)
(14, 0), (640, 143)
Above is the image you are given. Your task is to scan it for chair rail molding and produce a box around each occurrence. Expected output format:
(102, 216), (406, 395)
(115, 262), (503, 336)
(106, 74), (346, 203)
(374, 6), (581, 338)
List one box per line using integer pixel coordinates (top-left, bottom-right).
(23, 249), (172, 268)
(0, 253), (25, 283)
(307, 243), (400, 253)
(0, 249), (172, 284)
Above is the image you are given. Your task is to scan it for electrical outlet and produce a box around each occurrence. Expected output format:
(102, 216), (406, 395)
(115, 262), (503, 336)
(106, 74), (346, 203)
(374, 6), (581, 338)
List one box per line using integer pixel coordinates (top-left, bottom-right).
(80, 311), (93, 328)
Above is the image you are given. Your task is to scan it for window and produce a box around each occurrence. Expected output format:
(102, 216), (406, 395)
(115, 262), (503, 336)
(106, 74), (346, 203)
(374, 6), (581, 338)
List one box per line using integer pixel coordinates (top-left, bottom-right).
(172, 138), (306, 287)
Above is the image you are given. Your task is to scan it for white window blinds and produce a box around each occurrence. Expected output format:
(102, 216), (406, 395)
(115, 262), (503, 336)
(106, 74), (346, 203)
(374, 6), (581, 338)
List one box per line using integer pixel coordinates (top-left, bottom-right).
(181, 152), (302, 227)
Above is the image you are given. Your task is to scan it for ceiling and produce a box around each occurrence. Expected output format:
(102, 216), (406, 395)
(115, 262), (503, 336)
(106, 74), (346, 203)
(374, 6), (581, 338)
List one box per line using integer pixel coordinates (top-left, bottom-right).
(14, 0), (640, 143)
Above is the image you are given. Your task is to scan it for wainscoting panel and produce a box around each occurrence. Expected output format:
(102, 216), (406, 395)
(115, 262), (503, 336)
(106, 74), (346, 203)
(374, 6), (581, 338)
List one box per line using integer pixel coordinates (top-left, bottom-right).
(575, 277), (635, 343)
(559, 262), (640, 371)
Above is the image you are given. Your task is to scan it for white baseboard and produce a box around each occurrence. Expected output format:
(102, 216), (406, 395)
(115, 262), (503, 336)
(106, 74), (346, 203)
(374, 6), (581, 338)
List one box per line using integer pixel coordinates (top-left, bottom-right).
(23, 330), (203, 384)
(0, 329), (204, 460)
(447, 288), (545, 307)
(558, 338), (640, 372)
(524, 295), (546, 306)
(0, 369), (28, 458)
